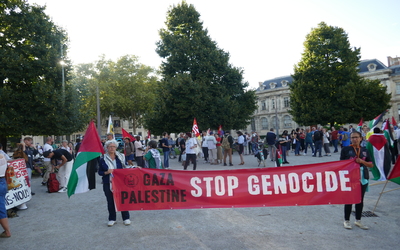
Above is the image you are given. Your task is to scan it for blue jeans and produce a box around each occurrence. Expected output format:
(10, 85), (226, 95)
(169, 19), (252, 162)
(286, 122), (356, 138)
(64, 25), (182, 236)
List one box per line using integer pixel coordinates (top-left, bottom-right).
(281, 145), (287, 162)
(332, 139), (339, 152)
(163, 150), (170, 168)
(314, 141), (322, 157)
(0, 178), (7, 219)
(305, 142), (314, 154)
(295, 142), (301, 155)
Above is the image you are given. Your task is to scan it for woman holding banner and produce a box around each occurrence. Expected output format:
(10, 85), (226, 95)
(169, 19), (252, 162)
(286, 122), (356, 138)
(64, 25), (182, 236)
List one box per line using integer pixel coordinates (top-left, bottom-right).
(0, 154), (11, 237)
(340, 131), (373, 230)
(98, 140), (131, 227)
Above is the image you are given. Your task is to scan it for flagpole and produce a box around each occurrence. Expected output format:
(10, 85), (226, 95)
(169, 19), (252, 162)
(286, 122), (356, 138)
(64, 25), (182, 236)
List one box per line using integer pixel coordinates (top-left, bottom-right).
(372, 180), (389, 214)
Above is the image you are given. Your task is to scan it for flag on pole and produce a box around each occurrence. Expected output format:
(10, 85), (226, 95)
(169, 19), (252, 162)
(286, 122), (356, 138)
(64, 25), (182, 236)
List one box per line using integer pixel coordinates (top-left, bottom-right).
(107, 115), (114, 139)
(218, 125), (223, 136)
(369, 110), (386, 129)
(382, 119), (394, 148)
(68, 121), (105, 197)
(122, 128), (135, 141)
(147, 130), (151, 140)
(366, 133), (392, 181)
(356, 118), (363, 132)
(392, 116), (397, 128)
(388, 156), (400, 185)
(192, 118), (200, 137)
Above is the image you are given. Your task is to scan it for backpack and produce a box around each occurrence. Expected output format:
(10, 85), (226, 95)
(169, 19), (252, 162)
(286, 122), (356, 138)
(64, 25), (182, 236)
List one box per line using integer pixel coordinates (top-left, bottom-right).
(313, 131), (321, 141)
(176, 138), (180, 147)
(342, 133), (348, 141)
(222, 135), (231, 150)
(158, 140), (162, 148)
(47, 172), (60, 193)
(242, 135), (246, 144)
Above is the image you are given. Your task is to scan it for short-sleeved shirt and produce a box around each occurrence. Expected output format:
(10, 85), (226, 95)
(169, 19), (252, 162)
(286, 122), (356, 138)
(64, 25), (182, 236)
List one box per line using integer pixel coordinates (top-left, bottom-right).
(185, 138), (198, 154)
(161, 138), (169, 152)
(51, 149), (73, 162)
(134, 141), (144, 157)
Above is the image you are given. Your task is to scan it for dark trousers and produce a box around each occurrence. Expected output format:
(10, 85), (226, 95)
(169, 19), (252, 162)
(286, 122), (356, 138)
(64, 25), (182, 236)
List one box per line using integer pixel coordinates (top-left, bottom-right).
(103, 182), (129, 221)
(179, 146), (184, 162)
(184, 154), (197, 170)
(248, 141), (252, 154)
(202, 147), (209, 161)
(344, 183), (368, 220)
(313, 141), (322, 156)
(135, 156), (145, 168)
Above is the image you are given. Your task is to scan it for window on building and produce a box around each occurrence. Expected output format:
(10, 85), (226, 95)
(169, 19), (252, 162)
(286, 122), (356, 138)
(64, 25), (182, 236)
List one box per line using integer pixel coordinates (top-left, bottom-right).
(284, 97), (290, 108)
(284, 115), (292, 128)
(272, 116), (279, 129)
(270, 82), (276, 89)
(398, 103), (400, 121)
(251, 118), (256, 132)
(113, 120), (120, 128)
(261, 117), (268, 130)
(138, 132), (142, 136)
(272, 99), (275, 109)
(261, 101), (266, 110)
(396, 82), (400, 95)
(281, 80), (288, 87)
(129, 121), (133, 129)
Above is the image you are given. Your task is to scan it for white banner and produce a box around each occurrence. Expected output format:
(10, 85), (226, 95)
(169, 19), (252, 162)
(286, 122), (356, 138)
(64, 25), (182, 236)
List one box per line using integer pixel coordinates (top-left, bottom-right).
(5, 159), (32, 210)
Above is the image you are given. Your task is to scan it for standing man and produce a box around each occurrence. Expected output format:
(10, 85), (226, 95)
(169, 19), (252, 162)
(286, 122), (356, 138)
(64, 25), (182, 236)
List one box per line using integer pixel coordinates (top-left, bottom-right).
(41, 136), (53, 186)
(313, 127), (323, 157)
(331, 127), (339, 153)
(201, 131), (209, 163)
(19, 137), (38, 210)
(177, 133), (184, 162)
(134, 136), (145, 168)
(266, 128), (276, 161)
(161, 132), (172, 169)
(251, 131), (260, 154)
(222, 131), (234, 166)
(342, 128), (351, 147)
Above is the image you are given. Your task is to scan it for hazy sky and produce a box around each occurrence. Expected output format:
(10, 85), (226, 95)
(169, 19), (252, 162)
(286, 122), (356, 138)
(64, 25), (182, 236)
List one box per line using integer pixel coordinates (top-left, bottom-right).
(28, 0), (400, 89)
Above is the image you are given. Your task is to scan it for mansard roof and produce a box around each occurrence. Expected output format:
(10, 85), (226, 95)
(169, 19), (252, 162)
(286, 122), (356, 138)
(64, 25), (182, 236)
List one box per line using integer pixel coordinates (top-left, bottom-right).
(389, 64), (400, 76)
(257, 59), (390, 92)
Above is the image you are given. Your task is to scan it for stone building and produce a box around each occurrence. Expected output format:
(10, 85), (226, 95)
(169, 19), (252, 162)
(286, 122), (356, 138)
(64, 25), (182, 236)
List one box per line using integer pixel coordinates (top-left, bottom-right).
(248, 56), (400, 136)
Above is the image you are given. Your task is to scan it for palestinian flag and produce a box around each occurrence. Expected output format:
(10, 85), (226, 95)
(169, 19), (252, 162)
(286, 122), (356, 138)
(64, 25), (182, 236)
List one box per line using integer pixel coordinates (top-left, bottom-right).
(366, 133), (392, 181)
(382, 119), (394, 148)
(122, 128), (135, 141)
(275, 145), (283, 167)
(392, 116), (397, 129)
(368, 110), (386, 129)
(356, 118), (363, 132)
(67, 121), (105, 197)
(388, 156), (400, 185)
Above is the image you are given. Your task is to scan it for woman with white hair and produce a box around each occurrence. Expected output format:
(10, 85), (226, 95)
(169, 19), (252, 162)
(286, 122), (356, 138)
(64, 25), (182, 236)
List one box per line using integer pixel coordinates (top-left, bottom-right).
(98, 140), (131, 227)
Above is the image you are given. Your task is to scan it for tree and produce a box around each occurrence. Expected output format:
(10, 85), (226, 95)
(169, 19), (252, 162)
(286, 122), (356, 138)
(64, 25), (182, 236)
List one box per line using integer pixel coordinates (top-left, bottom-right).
(289, 22), (391, 127)
(144, 1), (257, 134)
(72, 55), (157, 134)
(0, 0), (88, 145)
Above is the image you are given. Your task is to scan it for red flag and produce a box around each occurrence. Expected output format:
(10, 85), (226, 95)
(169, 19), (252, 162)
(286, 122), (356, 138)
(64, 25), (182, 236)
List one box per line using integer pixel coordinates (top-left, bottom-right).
(122, 128), (135, 141)
(192, 118), (200, 137)
(392, 116), (397, 127)
(147, 130), (151, 139)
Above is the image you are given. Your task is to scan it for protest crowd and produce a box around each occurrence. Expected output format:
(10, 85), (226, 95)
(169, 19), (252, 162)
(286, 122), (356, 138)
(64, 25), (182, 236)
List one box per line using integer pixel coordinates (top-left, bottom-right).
(2, 114), (400, 238)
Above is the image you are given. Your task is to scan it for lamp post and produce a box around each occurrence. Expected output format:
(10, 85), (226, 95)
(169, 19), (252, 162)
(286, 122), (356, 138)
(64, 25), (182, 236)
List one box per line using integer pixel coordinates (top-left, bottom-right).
(96, 83), (101, 138)
(60, 44), (65, 103)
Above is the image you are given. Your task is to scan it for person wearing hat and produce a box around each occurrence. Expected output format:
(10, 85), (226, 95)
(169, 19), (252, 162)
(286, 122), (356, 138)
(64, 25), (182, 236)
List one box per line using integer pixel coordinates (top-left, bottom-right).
(43, 149), (73, 193)
(123, 137), (135, 166)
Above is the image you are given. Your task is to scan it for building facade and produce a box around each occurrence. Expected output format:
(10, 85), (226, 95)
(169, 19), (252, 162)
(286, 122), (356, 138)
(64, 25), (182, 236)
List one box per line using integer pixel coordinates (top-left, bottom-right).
(248, 57), (400, 136)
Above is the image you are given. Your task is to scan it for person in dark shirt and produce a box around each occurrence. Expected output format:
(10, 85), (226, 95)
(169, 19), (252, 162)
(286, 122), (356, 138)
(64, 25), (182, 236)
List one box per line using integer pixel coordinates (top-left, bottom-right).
(43, 149), (73, 192)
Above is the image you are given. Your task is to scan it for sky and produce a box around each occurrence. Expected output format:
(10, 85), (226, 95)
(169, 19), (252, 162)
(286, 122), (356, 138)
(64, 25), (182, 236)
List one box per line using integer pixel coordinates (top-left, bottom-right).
(27, 0), (400, 89)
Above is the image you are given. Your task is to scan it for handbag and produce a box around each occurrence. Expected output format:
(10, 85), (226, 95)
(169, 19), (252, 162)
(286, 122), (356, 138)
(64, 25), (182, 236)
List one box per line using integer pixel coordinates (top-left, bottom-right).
(5, 165), (21, 190)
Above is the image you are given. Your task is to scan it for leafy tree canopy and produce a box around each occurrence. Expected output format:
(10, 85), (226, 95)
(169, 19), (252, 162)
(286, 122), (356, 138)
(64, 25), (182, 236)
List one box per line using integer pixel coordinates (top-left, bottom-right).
(145, 1), (257, 134)
(289, 22), (391, 126)
(0, 0), (88, 144)
(72, 55), (158, 134)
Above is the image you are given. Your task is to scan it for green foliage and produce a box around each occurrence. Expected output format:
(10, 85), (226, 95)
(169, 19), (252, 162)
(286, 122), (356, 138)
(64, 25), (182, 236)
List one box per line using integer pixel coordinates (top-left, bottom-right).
(0, 0), (88, 144)
(289, 22), (391, 126)
(145, 1), (257, 134)
(71, 55), (157, 133)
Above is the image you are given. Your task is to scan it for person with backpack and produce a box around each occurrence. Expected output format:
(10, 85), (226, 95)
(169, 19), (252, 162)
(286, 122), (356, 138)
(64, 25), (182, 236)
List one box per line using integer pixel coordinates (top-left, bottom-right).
(312, 127), (323, 157)
(222, 131), (234, 166)
(43, 148), (73, 193)
(236, 131), (246, 165)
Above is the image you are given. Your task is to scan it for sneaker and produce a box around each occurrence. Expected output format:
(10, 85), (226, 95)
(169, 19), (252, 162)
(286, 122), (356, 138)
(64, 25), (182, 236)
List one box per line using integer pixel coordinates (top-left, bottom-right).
(223, 163), (227, 166)
(123, 219), (131, 226)
(108, 221), (116, 227)
(31, 192), (35, 195)
(343, 220), (352, 229)
(41, 182), (47, 186)
(17, 203), (28, 210)
(303, 153), (306, 156)
(229, 163), (233, 166)
(354, 220), (369, 230)
(58, 187), (67, 193)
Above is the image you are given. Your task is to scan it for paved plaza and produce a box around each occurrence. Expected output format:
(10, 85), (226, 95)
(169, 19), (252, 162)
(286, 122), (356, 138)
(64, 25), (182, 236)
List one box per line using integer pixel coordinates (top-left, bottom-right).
(2, 146), (400, 249)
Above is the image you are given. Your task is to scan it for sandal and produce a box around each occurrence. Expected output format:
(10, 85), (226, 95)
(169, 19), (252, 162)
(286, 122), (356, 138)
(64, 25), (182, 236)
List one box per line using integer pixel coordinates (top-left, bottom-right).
(0, 231), (11, 238)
